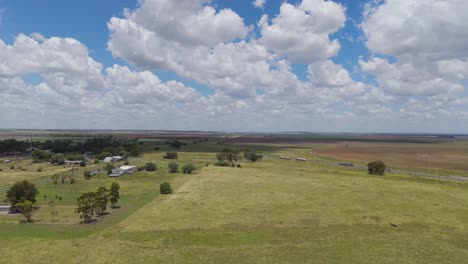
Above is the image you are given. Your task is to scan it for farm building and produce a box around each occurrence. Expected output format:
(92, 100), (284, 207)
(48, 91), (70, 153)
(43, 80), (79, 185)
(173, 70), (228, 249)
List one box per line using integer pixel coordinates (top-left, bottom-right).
(109, 166), (137, 177)
(296, 158), (307, 161)
(0, 206), (12, 214)
(103, 156), (124, 163)
(65, 160), (82, 165)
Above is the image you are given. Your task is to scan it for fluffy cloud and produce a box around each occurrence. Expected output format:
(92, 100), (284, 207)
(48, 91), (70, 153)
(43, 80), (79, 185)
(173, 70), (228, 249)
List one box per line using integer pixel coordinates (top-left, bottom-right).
(253, 0), (267, 8)
(258, 0), (346, 63)
(2, 0), (468, 131)
(361, 0), (468, 97)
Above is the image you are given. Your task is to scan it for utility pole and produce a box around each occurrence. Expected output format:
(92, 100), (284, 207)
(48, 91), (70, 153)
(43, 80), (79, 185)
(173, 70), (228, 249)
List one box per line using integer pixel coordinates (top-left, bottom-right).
(30, 134), (33, 157)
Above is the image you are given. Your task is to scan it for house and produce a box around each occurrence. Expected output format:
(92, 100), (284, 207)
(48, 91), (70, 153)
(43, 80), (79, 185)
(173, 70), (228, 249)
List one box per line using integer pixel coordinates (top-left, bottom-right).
(65, 160), (82, 165)
(109, 166), (137, 177)
(3, 160), (11, 163)
(103, 156), (124, 163)
(0, 206), (12, 214)
(296, 158), (307, 161)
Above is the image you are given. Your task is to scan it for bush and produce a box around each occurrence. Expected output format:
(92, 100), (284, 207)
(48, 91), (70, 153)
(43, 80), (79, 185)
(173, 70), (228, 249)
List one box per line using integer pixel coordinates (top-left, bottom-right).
(160, 182), (173, 194)
(214, 161), (231, 167)
(70, 177), (77, 184)
(182, 164), (196, 174)
(368, 160), (386, 175)
(145, 162), (157, 172)
(10, 165), (15, 170)
(237, 164), (242, 168)
(79, 161), (86, 167)
(124, 160), (130, 165)
(205, 162), (210, 167)
(138, 166), (146, 172)
(37, 167), (43, 172)
(93, 159), (100, 164)
(168, 163), (179, 173)
(163, 151), (178, 159)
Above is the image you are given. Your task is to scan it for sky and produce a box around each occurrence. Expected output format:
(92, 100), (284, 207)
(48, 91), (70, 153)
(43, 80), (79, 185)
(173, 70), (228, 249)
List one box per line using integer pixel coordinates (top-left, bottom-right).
(0, 0), (467, 132)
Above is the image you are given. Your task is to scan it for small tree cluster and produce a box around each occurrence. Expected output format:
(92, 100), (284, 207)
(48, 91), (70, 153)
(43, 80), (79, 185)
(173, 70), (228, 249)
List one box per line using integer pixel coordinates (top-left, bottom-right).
(368, 160), (386, 175)
(182, 164), (196, 174)
(6, 180), (39, 222)
(216, 148), (241, 163)
(32, 150), (52, 162)
(76, 184), (118, 224)
(163, 151), (178, 159)
(159, 182), (173, 194)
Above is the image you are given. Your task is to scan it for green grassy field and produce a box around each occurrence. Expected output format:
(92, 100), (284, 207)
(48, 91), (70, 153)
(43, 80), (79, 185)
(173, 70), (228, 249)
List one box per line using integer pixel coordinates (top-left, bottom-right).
(1, 138), (468, 263)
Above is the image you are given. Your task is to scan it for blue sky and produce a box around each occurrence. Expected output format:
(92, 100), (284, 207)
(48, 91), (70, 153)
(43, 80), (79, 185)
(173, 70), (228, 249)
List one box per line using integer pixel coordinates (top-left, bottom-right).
(0, 0), (467, 132)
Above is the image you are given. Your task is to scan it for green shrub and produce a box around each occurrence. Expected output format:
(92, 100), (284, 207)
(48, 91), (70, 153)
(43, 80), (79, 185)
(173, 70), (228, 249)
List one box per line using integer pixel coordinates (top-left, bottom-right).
(70, 177), (76, 184)
(145, 162), (157, 172)
(124, 161), (130, 165)
(168, 163), (179, 173)
(79, 161), (86, 167)
(182, 164), (196, 174)
(205, 162), (209, 167)
(164, 151), (178, 159)
(37, 167), (43, 172)
(368, 160), (386, 175)
(159, 182), (173, 194)
(237, 164), (242, 168)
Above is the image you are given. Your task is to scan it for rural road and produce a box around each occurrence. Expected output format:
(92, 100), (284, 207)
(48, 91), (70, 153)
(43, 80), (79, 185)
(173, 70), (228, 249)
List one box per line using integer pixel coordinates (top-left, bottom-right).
(265, 155), (468, 183)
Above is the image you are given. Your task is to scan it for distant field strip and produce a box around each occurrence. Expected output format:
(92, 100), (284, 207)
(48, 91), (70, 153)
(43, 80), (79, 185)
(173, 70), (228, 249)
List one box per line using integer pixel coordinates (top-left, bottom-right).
(265, 155), (468, 182)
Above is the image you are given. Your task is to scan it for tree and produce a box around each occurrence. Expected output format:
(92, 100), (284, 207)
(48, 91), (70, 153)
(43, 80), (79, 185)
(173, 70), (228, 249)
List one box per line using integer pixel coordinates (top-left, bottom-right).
(216, 148), (241, 163)
(160, 182), (173, 194)
(15, 200), (35, 222)
(95, 186), (109, 214)
(6, 180), (39, 207)
(76, 192), (98, 224)
(368, 160), (386, 175)
(145, 162), (157, 172)
(182, 164), (196, 174)
(168, 163), (179, 173)
(109, 182), (120, 208)
(244, 151), (263, 162)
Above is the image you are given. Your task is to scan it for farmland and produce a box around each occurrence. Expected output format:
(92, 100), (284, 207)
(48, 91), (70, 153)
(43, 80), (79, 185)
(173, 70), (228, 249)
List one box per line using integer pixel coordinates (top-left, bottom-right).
(0, 132), (468, 263)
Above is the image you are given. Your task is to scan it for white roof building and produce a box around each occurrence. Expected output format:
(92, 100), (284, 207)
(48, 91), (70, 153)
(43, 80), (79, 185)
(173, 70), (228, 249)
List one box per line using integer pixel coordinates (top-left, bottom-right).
(109, 166), (137, 177)
(103, 156), (124, 163)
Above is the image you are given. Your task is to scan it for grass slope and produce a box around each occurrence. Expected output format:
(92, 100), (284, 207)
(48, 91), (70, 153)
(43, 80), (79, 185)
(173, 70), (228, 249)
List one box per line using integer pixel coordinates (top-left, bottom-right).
(1, 143), (468, 263)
